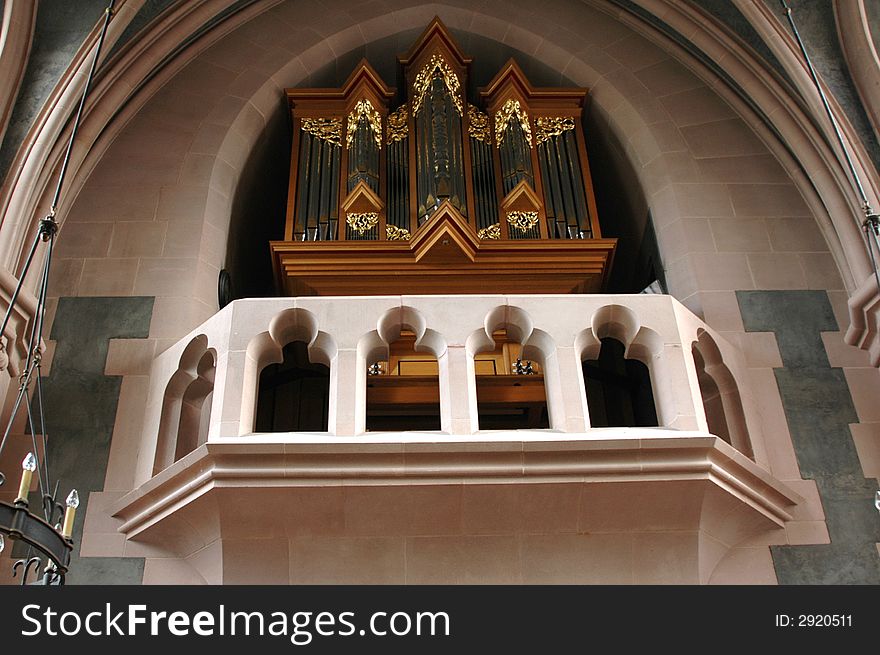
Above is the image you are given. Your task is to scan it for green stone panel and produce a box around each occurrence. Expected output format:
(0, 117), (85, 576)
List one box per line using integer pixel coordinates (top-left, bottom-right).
(737, 290), (837, 368)
(774, 368), (860, 480)
(35, 296), (154, 584)
(738, 290), (880, 585)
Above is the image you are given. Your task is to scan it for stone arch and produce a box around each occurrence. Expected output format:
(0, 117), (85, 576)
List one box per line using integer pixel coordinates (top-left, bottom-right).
(357, 305), (446, 433)
(240, 307), (337, 434)
(692, 328), (753, 458)
(153, 334), (216, 474)
(577, 304), (668, 427)
(0, 1), (37, 147)
(467, 304), (563, 430)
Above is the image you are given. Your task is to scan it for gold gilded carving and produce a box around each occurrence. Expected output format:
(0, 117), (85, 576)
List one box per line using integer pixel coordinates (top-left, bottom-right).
(535, 116), (576, 144)
(386, 105), (409, 144)
(412, 53), (463, 117)
(346, 212), (379, 234)
(386, 224), (411, 241)
(468, 104), (491, 144)
(301, 117), (342, 147)
(346, 99), (383, 150)
(506, 211), (539, 232)
(495, 99), (532, 148)
(477, 223), (501, 240)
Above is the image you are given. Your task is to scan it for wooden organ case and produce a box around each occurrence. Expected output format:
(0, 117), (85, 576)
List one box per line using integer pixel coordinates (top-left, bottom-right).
(271, 18), (617, 297)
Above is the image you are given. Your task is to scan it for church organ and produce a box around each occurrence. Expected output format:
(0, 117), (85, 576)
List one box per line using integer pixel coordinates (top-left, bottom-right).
(271, 18), (617, 296)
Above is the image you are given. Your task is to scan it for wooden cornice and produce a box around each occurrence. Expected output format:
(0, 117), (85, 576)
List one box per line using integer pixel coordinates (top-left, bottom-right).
(270, 201), (616, 296)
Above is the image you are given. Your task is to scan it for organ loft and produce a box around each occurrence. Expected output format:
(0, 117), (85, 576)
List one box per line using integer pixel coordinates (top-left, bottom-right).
(263, 19), (620, 432)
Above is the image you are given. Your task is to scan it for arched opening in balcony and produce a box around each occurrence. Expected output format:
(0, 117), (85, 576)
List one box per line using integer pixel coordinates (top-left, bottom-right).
(692, 330), (753, 457)
(582, 336), (658, 427)
(473, 328), (550, 430)
(365, 330), (441, 431)
(174, 351), (215, 461)
(255, 340), (330, 432)
(692, 345), (729, 444)
(153, 336), (216, 475)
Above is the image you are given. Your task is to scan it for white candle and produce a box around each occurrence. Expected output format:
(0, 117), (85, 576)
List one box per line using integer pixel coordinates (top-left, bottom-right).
(16, 453), (36, 502)
(62, 489), (79, 539)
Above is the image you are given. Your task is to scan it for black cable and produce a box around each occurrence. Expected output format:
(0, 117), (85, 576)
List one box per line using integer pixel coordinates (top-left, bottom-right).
(0, 231), (41, 343)
(866, 218), (880, 294)
(779, 0), (871, 211)
(50, 0), (116, 213)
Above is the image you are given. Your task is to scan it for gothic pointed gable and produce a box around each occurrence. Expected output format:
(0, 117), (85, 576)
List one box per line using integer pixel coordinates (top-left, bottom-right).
(411, 201), (479, 264)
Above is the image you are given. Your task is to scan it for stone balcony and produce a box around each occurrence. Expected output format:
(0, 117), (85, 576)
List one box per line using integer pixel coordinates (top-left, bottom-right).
(108, 295), (803, 584)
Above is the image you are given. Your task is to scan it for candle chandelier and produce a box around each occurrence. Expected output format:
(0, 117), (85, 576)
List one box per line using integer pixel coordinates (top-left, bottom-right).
(0, 1), (115, 585)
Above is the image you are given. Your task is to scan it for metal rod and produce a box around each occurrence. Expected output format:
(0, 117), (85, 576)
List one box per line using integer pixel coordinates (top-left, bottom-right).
(50, 0), (116, 213)
(22, 233), (52, 375)
(867, 223), (880, 292)
(0, 231), (41, 343)
(0, 375), (27, 459)
(33, 232), (54, 358)
(471, 140), (482, 227)
(389, 142), (396, 227)
(779, 0), (871, 212)
(33, 233), (54, 493)
(23, 388), (46, 504)
(478, 141), (491, 228)
(296, 132), (310, 236)
(567, 130), (590, 236)
(38, 387), (49, 498)
(0, 339), (41, 445)
(779, 0), (880, 295)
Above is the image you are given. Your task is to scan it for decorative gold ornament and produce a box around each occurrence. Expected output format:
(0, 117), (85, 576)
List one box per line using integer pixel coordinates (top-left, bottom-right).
(301, 117), (342, 147)
(386, 224), (411, 241)
(346, 212), (379, 234)
(346, 99), (383, 150)
(535, 116), (576, 145)
(412, 53), (463, 117)
(386, 105), (409, 144)
(495, 99), (532, 148)
(468, 104), (491, 144)
(477, 223), (501, 240)
(506, 211), (539, 232)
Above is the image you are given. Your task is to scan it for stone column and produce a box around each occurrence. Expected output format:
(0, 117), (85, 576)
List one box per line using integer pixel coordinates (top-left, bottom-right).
(439, 345), (479, 434)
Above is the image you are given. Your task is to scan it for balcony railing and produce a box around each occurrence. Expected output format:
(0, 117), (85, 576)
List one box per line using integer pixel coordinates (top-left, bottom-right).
(132, 294), (773, 486)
